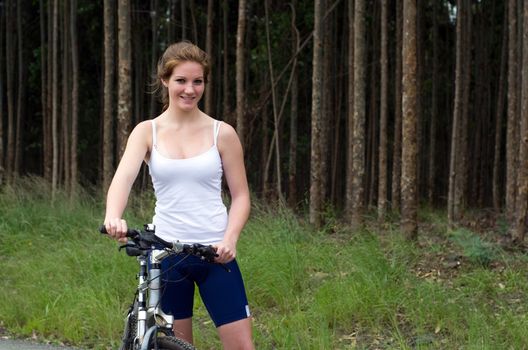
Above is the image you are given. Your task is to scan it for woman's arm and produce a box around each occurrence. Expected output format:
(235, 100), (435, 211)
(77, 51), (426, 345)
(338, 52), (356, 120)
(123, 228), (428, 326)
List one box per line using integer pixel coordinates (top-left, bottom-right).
(104, 121), (151, 240)
(216, 123), (251, 263)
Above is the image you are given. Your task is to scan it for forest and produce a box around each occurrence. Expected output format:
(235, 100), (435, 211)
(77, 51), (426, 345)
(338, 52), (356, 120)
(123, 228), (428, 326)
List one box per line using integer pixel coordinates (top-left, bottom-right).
(0, 0), (527, 243)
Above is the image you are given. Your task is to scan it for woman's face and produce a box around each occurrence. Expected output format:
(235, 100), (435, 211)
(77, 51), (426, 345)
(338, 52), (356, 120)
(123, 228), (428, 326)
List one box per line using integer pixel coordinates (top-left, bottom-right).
(163, 61), (205, 112)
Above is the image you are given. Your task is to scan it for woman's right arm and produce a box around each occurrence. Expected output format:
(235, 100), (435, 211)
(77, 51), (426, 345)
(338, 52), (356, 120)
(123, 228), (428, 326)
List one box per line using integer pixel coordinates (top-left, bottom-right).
(104, 121), (151, 240)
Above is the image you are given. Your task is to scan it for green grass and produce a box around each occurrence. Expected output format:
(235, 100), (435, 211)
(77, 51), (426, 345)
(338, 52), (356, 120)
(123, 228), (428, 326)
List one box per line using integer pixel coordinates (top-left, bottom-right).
(1, 177), (528, 349)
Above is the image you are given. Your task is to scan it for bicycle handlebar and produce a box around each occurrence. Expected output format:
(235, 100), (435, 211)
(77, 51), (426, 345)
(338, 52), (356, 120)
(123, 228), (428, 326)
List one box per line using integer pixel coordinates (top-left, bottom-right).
(99, 225), (218, 263)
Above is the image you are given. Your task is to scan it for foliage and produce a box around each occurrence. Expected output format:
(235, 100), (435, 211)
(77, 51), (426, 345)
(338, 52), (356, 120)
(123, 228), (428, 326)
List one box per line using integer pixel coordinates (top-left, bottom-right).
(1, 179), (528, 349)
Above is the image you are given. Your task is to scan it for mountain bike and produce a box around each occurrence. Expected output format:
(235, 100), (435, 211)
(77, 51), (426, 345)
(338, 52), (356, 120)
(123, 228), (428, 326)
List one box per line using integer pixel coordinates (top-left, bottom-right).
(99, 224), (218, 350)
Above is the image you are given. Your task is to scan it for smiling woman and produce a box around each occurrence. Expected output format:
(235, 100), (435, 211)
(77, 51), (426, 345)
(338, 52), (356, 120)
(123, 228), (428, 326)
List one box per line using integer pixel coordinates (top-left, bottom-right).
(103, 41), (254, 350)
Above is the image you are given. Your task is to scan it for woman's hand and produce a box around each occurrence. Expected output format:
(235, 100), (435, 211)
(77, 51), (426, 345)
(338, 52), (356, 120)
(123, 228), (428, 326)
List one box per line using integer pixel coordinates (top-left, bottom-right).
(213, 240), (237, 264)
(104, 218), (129, 243)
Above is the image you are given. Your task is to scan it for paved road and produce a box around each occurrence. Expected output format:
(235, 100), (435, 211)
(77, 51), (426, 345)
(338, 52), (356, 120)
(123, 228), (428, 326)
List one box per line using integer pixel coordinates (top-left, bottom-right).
(0, 339), (81, 350)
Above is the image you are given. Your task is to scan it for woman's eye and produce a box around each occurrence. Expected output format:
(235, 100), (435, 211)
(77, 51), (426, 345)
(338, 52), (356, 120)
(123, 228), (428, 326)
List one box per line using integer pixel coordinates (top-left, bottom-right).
(193, 80), (203, 85)
(176, 79), (185, 83)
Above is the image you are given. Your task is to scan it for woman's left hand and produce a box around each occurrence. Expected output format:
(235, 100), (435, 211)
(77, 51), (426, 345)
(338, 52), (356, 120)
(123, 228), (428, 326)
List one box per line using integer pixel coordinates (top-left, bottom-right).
(213, 240), (237, 264)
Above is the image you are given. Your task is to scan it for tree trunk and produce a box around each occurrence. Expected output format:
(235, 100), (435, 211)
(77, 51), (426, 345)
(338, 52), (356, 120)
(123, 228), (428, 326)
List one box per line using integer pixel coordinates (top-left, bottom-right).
(392, 0), (403, 212)
(493, 5), (508, 212)
(348, 0), (366, 229)
(117, 0), (132, 160)
(236, 0), (247, 146)
(62, 0), (71, 190)
(506, 0), (519, 221)
(222, 0), (230, 122)
(310, 0), (324, 227)
(378, 0), (388, 219)
(70, 0), (79, 195)
(103, 0), (115, 192)
(345, 0), (355, 216)
(15, 0), (26, 176)
(149, 0), (159, 116)
(428, 0), (439, 205)
(401, 0), (418, 240)
(320, 0), (332, 204)
(181, 0), (186, 40)
(264, 0), (283, 200)
(5, 0), (15, 183)
(0, 5), (4, 184)
(205, 0), (214, 116)
(448, 0), (466, 224)
(51, 0), (59, 196)
(513, 0), (528, 244)
(288, 1), (299, 208)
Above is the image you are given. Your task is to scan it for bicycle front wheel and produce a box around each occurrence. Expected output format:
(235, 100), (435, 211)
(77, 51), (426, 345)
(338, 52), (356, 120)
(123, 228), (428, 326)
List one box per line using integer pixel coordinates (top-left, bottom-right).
(153, 336), (196, 350)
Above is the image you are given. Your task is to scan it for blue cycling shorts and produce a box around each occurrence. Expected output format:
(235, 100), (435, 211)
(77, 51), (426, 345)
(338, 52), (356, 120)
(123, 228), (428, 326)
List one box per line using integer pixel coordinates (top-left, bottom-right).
(159, 254), (251, 327)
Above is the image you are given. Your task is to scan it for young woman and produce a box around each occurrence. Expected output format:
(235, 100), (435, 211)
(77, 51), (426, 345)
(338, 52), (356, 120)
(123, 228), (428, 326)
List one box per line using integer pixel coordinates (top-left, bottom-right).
(104, 42), (254, 349)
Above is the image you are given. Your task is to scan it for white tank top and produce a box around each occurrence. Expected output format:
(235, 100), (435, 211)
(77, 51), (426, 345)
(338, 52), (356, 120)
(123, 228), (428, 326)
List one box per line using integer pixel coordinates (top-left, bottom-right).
(147, 119), (228, 245)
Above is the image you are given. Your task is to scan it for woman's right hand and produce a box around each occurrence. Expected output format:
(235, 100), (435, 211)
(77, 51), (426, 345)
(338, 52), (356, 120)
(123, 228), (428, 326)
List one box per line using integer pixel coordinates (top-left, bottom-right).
(104, 218), (129, 242)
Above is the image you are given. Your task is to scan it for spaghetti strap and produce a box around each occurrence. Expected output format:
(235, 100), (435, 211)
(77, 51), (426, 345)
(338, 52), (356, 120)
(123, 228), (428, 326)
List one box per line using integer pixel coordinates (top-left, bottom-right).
(213, 120), (221, 146)
(151, 120), (157, 148)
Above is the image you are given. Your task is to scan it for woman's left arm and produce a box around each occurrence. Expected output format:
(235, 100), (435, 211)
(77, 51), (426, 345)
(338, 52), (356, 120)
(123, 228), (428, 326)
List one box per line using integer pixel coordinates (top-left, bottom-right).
(215, 123), (251, 264)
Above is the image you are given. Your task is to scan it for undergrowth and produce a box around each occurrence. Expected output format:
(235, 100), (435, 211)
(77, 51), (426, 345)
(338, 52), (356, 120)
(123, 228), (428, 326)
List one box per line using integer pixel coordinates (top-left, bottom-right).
(1, 177), (528, 349)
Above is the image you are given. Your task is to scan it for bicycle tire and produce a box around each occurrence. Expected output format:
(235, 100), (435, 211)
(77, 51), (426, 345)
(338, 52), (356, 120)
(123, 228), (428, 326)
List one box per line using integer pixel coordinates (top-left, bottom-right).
(154, 336), (196, 350)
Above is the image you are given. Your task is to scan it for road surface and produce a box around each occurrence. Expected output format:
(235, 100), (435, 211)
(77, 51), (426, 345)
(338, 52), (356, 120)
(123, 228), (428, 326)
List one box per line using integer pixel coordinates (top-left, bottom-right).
(0, 339), (81, 350)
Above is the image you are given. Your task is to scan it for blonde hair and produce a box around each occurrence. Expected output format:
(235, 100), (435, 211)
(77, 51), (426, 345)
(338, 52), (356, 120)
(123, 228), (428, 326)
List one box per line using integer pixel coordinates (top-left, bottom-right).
(155, 41), (210, 110)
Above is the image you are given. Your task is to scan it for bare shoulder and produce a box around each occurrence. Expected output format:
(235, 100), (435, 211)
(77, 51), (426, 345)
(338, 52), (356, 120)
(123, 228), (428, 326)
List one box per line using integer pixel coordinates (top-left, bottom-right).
(217, 122), (242, 151)
(127, 120), (153, 149)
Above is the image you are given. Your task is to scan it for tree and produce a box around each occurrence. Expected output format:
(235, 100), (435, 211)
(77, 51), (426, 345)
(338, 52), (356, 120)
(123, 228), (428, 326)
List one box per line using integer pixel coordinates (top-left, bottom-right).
(5, 0), (15, 183)
(345, 0), (354, 219)
(70, 0), (79, 194)
(401, 0), (418, 239)
(288, 1), (300, 208)
(392, 0), (403, 212)
(513, 0), (528, 244)
(506, 0), (519, 221)
(103, 0), (115, 192)
(15, 0), (26, 176)
(51, 0), (59, 196)
(117, 0), (132, 160)
(0, 3), (5, 184)
(205, 0), (214, 116)
(310, 0), (324, 227)
(347, 0), (366, 229)
(378, 0), (388, 220)
(236, 0), (247, 144)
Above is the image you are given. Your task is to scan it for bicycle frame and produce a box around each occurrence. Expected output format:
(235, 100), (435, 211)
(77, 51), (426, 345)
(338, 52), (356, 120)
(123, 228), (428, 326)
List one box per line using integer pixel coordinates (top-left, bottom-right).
(133, 248), (174, 349)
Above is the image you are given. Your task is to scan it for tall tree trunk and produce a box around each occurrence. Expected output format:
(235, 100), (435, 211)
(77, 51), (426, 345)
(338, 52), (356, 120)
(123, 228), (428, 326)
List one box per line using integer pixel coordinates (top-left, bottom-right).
(348, 0), (366, 229)
(0, 4), (4, 184)
(205, 0), (214, 115)
(448, 0), (466, 224)
(149, 0), (159, 117)
(310, 0), (324, 227)
(264, 0), (283, 200)
(15, 0), (26, 176)
(378, 0), (388, 219)
(345, 0), (355, 216)
(320, 0), (332, 204)
(392, 0), (403, 212)
(288, 1), (299, 208)
(5, 0), (15, 183)
(493, 5), (508, 212)
(189, 0), (198, 45)
(236, 0), (247, 146)
(70, 0), (79, 195)
(181, 0), (186, 40)
(62, 0), (71, 190)
(222, 0), (230, 122)
(428, 0), (439, 205)
(506, 0), (519, 221)
(45, 0), (53, 182)
(103, 0), (115, 192)
(401, 0), (418, 240)
(513, 0), (528, 244)
(51, 0), (59, 196)
(117, 0), (132, 160)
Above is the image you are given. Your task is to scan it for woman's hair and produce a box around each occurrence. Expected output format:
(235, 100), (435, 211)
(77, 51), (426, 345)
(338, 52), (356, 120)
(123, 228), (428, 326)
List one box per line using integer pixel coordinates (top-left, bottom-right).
(155, 41), (210, 110)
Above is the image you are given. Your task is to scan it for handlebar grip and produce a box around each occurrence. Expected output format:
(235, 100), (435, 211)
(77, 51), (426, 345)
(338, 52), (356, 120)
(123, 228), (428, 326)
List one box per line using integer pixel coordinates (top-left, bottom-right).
(99, 225), (139, 238)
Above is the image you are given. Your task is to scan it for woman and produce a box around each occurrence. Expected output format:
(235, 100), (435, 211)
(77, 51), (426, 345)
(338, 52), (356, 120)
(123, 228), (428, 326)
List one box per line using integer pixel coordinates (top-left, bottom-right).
(104, 41), (254, 349)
